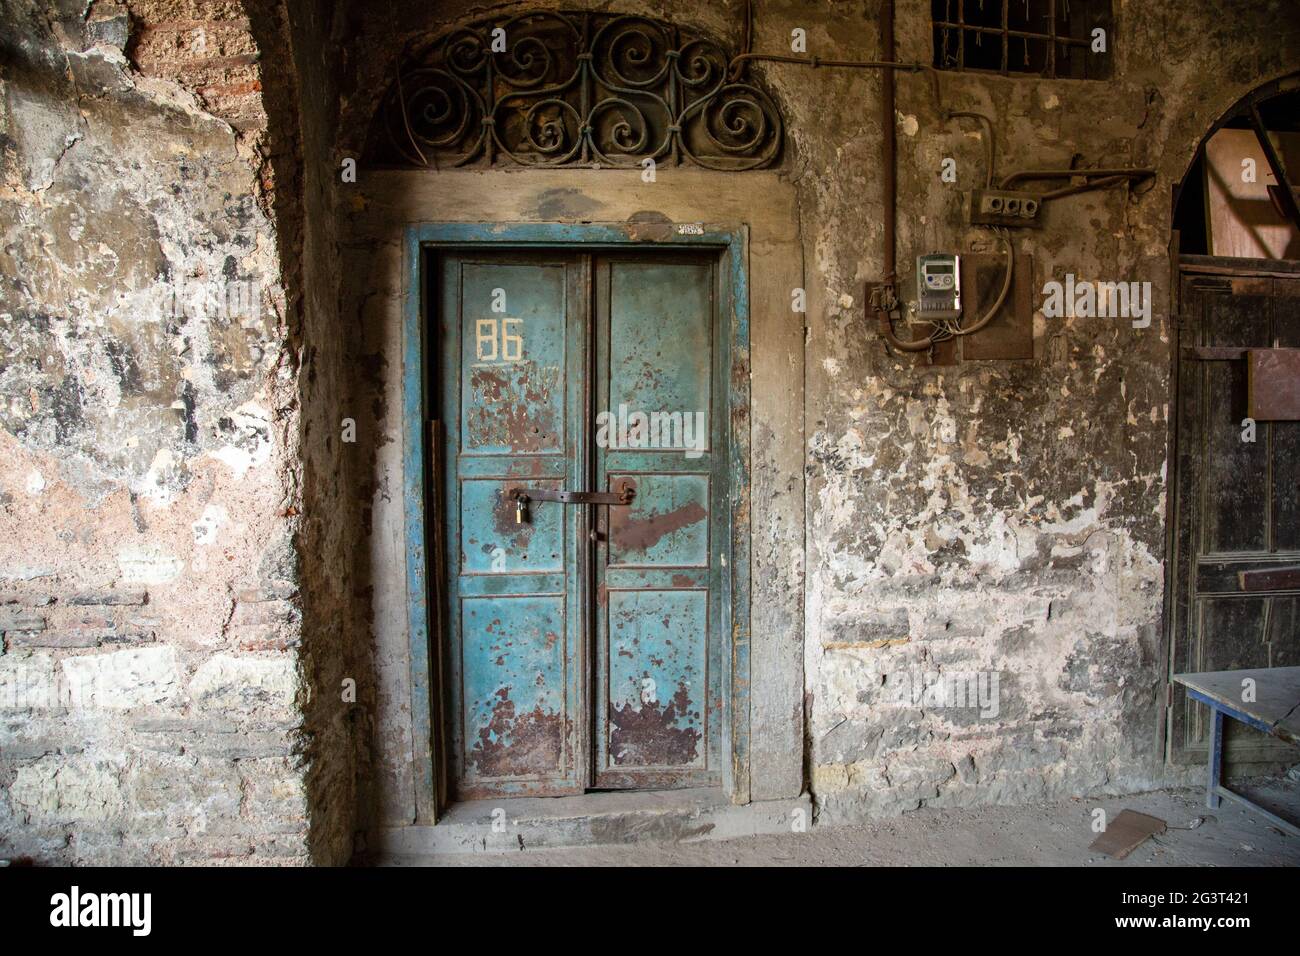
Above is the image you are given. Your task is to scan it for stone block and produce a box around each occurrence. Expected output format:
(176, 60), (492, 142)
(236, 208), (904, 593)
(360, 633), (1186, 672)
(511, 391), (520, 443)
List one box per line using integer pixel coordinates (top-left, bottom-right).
(62, 646), (180, 709)
(188, 654), (298, 717)
(65, 589), (147, 607)
(8, 755), (126, 823)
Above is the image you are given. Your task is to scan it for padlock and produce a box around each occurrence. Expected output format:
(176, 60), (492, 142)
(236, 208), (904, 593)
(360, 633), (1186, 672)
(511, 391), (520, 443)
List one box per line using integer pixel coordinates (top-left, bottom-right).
(515, 496), (526, 524)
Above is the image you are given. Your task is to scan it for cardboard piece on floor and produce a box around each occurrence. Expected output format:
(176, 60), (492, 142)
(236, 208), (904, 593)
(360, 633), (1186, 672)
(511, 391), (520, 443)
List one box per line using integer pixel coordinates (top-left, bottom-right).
(1089, 810), (1168, 860)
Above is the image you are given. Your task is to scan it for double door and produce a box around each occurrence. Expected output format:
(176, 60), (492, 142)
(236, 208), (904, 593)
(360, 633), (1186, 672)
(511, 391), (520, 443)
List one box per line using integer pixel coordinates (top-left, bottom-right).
(434, 249), (726, 798)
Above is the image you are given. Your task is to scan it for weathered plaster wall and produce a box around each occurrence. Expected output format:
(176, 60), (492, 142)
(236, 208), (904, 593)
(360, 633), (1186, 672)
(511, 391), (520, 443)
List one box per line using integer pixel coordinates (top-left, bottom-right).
(0, 0), (353, 863)
(3, 0), (1296, 864)
(332, 0), (1299, 830)
(781, 0), (1299, 822)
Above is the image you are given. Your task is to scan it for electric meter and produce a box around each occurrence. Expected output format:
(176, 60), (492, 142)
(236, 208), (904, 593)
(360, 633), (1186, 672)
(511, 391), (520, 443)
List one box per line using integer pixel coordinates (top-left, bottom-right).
(916, 253), (962, 321)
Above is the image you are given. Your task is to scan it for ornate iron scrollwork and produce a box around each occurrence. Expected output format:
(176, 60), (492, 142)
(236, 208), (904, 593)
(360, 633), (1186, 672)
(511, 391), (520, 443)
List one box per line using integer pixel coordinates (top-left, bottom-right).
(368, 11), (782, 170)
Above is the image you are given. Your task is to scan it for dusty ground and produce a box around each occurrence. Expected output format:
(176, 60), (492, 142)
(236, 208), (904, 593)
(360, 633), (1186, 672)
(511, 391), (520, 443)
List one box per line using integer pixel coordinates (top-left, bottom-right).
(386, 779), (1300, 866)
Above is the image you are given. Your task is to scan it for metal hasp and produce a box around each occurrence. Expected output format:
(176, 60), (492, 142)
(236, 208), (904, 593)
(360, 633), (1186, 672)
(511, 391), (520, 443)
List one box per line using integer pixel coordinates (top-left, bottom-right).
(1172, 668), (1300, 837)
(368, 11), (782, 170)
(509, 484), (635, 524)
(509, 485), (634, 506)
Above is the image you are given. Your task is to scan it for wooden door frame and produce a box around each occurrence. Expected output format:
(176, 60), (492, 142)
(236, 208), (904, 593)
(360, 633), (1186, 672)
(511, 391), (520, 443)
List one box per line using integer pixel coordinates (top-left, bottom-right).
(402, 222), (752, 821)
(1163, 251), (1300, 763)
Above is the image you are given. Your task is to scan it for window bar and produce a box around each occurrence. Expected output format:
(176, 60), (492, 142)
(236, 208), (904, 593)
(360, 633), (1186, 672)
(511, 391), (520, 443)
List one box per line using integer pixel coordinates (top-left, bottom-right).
(1047, 0), (1057, 79)
(957, 0), (965, 71)
(1001, 0), (1009, 74)
(946, 0), (956, 68)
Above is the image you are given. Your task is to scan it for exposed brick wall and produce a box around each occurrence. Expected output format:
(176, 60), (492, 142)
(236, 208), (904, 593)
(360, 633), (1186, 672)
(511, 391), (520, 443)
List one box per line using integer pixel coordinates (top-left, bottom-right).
(125, 3), (263, 129)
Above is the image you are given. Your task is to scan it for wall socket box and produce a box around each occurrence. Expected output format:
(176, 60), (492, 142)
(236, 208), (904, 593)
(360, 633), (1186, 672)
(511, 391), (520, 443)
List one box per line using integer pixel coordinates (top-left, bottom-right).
(969, 189), (1043, 227)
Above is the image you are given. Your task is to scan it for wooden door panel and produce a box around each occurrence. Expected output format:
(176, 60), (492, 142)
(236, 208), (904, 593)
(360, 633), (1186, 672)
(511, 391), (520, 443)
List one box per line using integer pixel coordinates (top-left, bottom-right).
(460, 594), (568, 779)
(593, 255), (723, 789)
(1273, 598), (1300, 666)
(1274, 289), (1300, 549)
(1201, 284), (1270, 555)
(605, 589), (709, 770)
(1198, 598), (1271, 671)
(1170, 272), (1300, 764)
(607, 261), (713, 427)
(459, 262), (567, 456)
(608, 472), (711, 567)
(439, 253), (587, 799)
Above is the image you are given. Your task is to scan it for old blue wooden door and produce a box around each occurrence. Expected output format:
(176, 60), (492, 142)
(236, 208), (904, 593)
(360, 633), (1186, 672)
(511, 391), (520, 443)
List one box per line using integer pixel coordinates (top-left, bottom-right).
(435, 250), (723, 799)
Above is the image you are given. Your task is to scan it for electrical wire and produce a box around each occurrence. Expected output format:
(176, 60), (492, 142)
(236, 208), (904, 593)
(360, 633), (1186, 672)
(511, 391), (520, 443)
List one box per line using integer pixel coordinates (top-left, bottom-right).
(947, 228), (1014, 337)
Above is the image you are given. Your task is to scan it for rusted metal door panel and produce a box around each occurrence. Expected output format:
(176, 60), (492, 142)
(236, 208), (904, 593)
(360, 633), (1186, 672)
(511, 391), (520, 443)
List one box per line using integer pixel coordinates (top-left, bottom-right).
(437, 249), (726, 798)
(592, 256), (723, 789)
(438, 253), (589, 798)
(1169, 272), (1300, 764)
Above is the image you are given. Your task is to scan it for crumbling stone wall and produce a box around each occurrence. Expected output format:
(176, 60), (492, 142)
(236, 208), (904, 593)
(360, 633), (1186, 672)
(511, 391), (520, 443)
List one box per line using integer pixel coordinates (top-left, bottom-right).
(780, 0), (1298, 821)
(0, 0), (354, 864)
(332, 0), (1299, 833)
(3, 0), (1297, 864)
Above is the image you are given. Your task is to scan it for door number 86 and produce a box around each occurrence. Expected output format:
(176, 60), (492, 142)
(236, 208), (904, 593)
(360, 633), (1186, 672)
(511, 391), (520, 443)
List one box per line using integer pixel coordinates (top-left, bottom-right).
(476, 318), (523, 362)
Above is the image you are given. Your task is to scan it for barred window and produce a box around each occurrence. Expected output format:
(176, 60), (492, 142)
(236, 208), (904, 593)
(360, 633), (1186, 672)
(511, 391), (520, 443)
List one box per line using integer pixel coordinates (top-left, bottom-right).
(932, 0), (1114, 80)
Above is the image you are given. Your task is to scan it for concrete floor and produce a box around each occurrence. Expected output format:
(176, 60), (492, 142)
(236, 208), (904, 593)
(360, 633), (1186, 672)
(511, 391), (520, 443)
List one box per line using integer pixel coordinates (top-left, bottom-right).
(386, 778), (1300, 866)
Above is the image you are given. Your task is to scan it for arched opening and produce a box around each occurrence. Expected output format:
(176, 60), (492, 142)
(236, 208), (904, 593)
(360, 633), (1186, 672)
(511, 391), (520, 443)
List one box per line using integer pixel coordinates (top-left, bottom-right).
(1172, 73), (1300, 260)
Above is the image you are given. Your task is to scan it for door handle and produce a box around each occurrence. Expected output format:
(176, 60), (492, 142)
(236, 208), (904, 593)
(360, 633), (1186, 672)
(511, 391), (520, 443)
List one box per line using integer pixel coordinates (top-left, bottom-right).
(509, 483), (634, 524)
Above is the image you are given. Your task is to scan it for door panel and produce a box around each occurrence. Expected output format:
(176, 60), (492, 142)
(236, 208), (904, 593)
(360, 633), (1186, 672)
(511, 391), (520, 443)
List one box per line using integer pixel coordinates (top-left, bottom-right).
(607, 261), (713, 433)
(459, 262), (567, 456)
(438, 253), (588, 799)
(435, 248), (726, 799)
(593, 256), (723, 789)
(608, 472), (711, 567)
(1170, 273), (1300, 763)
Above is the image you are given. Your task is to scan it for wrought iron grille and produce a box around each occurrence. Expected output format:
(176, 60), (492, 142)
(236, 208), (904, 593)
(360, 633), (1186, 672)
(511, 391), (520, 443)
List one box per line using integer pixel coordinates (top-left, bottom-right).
(367, 11), (782, 170)
(931, 0), (1113, 80)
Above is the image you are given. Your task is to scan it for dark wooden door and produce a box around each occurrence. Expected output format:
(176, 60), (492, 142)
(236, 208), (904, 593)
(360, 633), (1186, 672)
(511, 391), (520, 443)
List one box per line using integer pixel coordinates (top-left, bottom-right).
(1169, 270), (1300, 764)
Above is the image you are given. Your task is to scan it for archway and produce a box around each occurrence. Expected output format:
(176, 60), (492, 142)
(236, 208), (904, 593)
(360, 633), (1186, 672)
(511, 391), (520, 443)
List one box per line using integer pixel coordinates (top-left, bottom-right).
(1164, 71), (1300, 769)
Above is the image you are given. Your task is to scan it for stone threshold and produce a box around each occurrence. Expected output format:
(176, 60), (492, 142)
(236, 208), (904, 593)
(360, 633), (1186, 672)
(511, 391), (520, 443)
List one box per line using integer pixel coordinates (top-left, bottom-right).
(371, 787), (812, 856)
